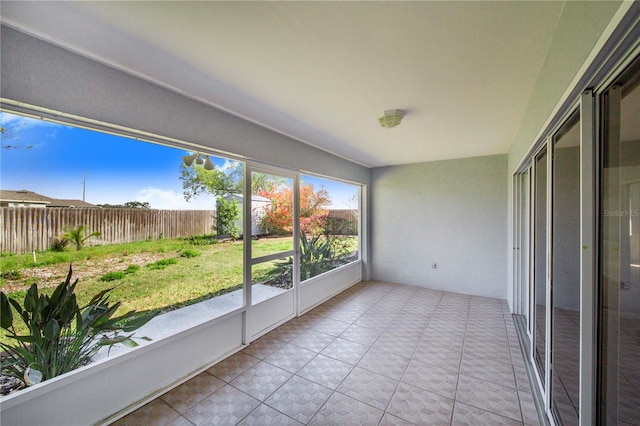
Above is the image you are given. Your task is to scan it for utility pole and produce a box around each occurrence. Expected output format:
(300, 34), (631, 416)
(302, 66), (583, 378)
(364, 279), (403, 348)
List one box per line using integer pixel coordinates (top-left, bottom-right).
(82, 171), (86, 202)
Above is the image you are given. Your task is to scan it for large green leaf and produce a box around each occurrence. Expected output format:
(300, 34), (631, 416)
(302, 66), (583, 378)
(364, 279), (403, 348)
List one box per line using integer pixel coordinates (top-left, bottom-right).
(24, 284), (39, 312)
(13, 335), (42, 344)
(8, 297), (23, 317)
(1, 292), (13, 329)
(112, 311), (157, 333)
(87, 287), (114, 306)
(43, 319), (60, 340)
(97, 334), (137, 347)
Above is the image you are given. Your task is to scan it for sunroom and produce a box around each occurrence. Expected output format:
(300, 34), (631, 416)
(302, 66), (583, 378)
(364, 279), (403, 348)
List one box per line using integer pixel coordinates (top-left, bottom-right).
(1, 2), (639, 425)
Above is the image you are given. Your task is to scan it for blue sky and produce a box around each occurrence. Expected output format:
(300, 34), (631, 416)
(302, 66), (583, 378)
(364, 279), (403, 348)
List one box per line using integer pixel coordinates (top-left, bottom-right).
(0, 112), (358, 210)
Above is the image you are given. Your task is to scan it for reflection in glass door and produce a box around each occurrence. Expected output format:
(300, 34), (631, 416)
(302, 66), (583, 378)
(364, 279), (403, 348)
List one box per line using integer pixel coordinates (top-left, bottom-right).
(599, 61), (640, 425)
(513, 171), (531, 330)
(533, 147), (548, 385)
(551, 112), (581, 425)
(246, 169), (298, 340)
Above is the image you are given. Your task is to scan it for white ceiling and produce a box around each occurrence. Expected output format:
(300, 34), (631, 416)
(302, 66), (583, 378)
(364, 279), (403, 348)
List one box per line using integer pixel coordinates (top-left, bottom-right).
(1, 1), (566, 168)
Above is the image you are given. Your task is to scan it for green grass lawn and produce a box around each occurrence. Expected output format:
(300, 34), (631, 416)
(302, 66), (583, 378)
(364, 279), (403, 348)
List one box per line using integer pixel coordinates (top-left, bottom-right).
(0, 234), (357, 343)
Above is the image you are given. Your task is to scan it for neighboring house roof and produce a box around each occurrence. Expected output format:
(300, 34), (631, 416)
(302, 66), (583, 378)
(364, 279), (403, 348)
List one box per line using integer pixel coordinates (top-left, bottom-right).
(0, 189), (55, 205)
(49, 199), (97, 208)
(0, 190), (97, 207)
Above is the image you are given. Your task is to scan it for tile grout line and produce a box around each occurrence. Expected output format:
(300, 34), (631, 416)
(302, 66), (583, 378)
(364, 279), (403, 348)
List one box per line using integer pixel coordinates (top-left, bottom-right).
(448, 297), (472, 426)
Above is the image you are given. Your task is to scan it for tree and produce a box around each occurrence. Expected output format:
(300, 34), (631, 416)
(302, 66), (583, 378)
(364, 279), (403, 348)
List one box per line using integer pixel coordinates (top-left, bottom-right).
(180, 163), (237, 201)
(299, 185), (330, 217)
(124, 201), (150, 209)
(179, 161), (285, 201)
(251, 172), (284, 194)
(259, 184), (331, 235)
(97, 201), (151, 209)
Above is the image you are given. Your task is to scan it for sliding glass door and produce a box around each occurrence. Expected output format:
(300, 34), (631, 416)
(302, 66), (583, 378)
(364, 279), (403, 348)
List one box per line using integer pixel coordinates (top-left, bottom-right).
(599, 59), (640, 425)
(511, 39), (640, 426)
(533, 147), (548, 386)
(551, 112), (581, 425)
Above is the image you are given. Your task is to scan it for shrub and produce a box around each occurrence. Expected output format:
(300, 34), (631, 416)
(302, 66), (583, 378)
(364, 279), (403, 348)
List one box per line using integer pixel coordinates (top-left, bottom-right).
(180, 249), (201, 258)
(99, 264), (140, 282)
(125, 264), (140, 274)
(185, 234), (218, 246)
(217, 197), (240, 239)
(50, 237), (70, 252)
(146, 258), (178, 270)
(99, 271), (126, 282)
(0, 265), (156, 387)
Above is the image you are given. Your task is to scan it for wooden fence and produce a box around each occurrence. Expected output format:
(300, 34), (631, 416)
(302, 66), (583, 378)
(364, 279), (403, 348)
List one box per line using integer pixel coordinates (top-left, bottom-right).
(327, 209), (359, 235)
(0, 208), (357, 254)
(0, 208), (216, 254)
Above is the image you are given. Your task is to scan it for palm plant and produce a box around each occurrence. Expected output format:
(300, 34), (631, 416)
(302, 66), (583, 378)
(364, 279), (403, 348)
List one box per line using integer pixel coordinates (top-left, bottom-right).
(268, 230), (351, 282)
(0, 265), (156, 387)
(49, 237), (70, 252)
(61, 225), (101, 250)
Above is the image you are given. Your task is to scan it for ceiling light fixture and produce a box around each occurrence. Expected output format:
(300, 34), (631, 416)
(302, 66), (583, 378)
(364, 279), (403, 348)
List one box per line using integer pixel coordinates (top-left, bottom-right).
(182, 153), (197, 166)
(183, 152), (215, 170)
(203, 156), (214, 170)
(377, 109), (405, 129)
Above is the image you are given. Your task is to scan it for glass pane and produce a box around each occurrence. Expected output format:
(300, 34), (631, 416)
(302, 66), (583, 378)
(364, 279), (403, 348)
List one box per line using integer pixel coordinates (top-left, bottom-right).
(551, 113), (580, 425)
(250, 171), (294, 306)
(250, 172), (294, 259)
(600, 71), (640, 424)
(0, 111), (246, 340)
(299, 175), (360, 282)
(251, 260), (292, 304)
(534, 148), (548, 383)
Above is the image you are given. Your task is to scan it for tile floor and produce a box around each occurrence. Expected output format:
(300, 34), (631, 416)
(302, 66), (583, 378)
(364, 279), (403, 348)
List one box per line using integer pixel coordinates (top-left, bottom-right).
(112, 281), (540, 426)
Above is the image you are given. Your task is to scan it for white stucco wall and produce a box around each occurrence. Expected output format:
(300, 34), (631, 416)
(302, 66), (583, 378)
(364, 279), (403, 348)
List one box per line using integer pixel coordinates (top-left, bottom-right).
(507, 1), (623, 174)
(371, 154), (508, 299)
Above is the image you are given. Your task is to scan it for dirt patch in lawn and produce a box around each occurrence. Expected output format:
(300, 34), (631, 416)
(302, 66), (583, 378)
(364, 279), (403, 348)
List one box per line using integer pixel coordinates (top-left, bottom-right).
(1, 252), (177, 293)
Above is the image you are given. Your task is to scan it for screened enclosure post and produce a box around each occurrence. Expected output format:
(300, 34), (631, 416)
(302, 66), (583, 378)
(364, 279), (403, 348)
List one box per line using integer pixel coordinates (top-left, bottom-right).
(242, 162), (252, 344)
(293, 174), (301, 315)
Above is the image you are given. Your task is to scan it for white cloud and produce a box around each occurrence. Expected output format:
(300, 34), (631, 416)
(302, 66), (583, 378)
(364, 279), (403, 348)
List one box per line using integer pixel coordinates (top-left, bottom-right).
(218, 158), (234, 171)
(0, 112), (63, 129)
(1, 112), (67, 148)
(135, 187), (217, 210)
